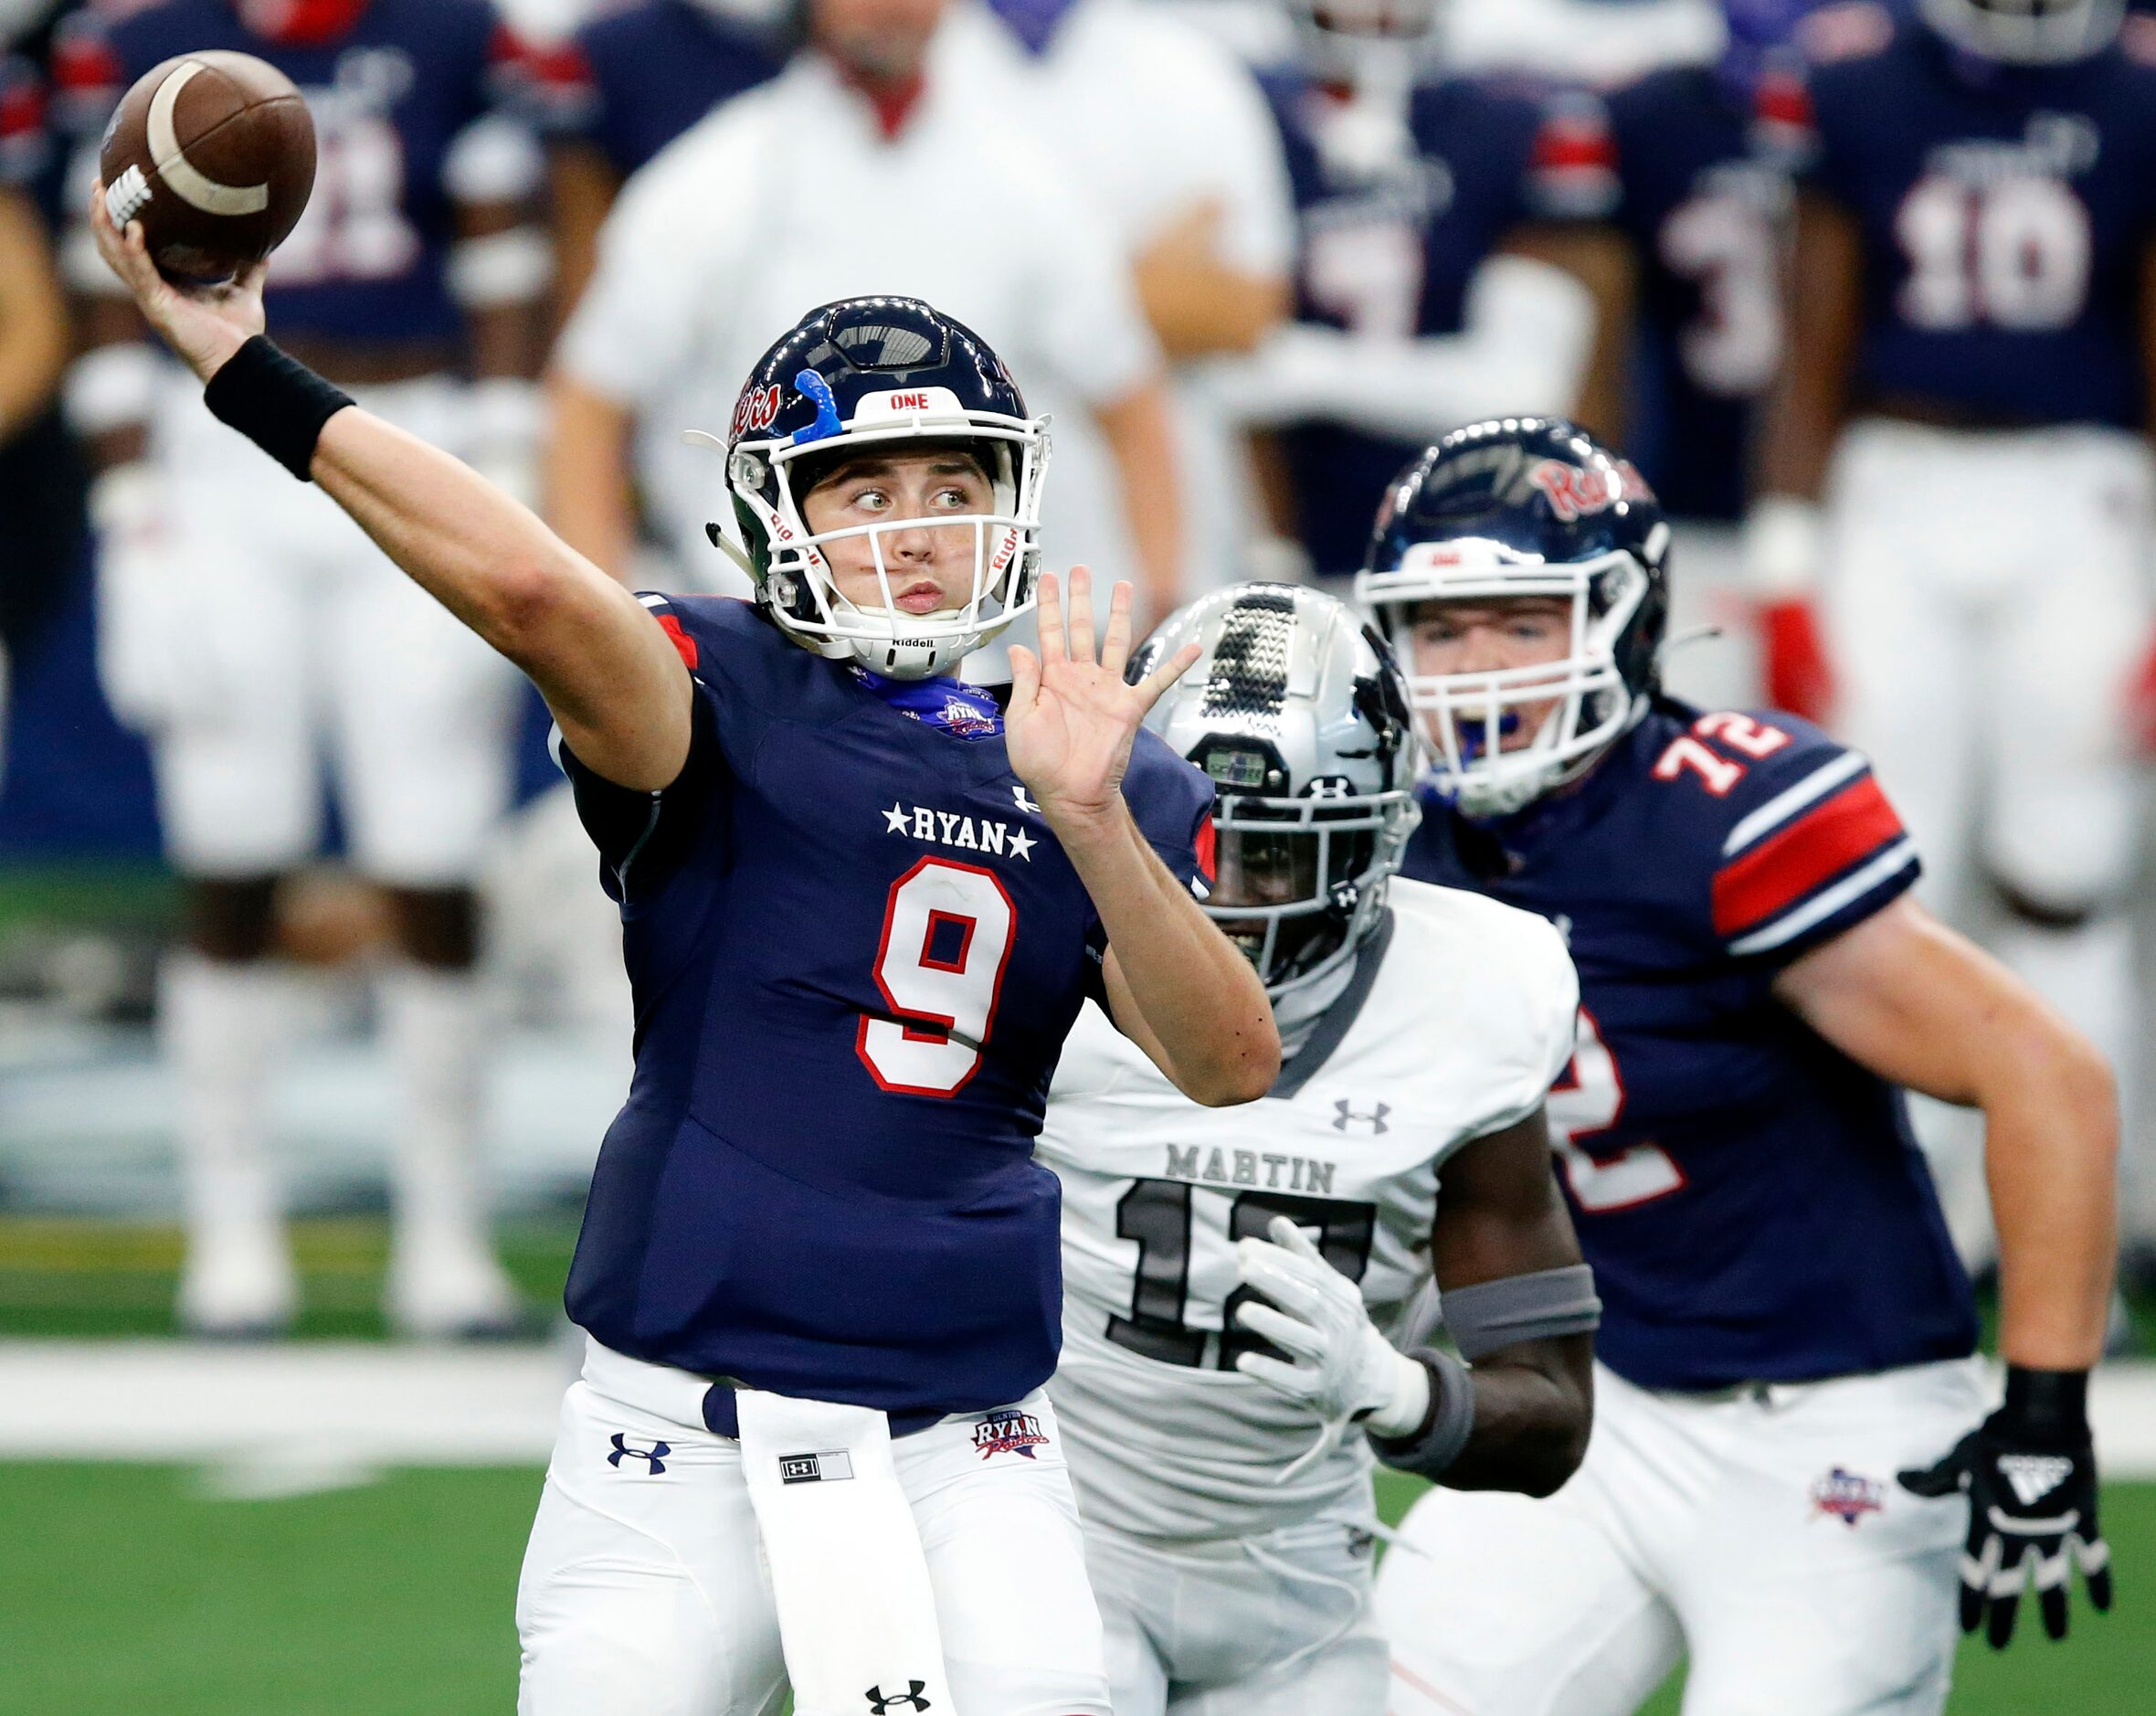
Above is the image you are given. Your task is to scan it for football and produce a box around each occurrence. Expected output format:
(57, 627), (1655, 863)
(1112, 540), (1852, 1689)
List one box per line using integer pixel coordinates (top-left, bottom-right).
(99, 49), (316, 285)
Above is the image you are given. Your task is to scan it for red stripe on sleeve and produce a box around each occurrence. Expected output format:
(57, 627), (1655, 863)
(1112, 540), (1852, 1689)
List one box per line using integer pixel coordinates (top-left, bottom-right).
(656, 613), (699, 670)
(1712, 774), (1903, 940)
(1192, 816), (1217, 885)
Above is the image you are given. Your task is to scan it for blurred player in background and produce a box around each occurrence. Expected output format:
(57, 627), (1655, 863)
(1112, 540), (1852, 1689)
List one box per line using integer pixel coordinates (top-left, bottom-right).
(972, 0), (1296, 592)
(1749, 0), (2156, 1269)
(1040, 582), (1596, 1714)
(526, 0), (787, 321)
(1218, 0), (1629, 587)
(0, 5), (75, 787)
(547, 0), (1183, 619)
(1602, 0), (1808, 711)
(58, 0), (552, 1338)
(1365, 420), (2117, 1713)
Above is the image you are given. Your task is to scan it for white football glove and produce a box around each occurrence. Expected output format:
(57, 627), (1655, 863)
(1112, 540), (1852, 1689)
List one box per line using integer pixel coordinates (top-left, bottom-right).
(1233, 1214), (1430, 1438)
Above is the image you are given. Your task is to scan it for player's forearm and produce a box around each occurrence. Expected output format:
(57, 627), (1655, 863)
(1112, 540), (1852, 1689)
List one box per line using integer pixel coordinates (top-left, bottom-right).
(544, 367), (639, 582)
(1373, 1336), (1592, 1498)
(1230, 257), (1594, 441)
(1094, 383), (1184, 625)
(1067, 806), (1277, 1105)
(0, 196), (68, 442)
(1453, 1339), (1594, 1497)
(1136, 257), (1288, 359)
(1980, 1026), (2118, 1372)
(315, 406), (610, 664)
(1758, 192), (1861, 504)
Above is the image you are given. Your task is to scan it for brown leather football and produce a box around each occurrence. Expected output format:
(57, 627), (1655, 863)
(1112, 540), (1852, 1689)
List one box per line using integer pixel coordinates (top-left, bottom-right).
(99, 50), (316, 285)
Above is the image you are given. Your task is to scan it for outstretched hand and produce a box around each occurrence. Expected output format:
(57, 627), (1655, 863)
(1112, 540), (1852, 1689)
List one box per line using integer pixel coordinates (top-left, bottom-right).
(88, 183), (267, 383)
(1005, 567), (1200, 833)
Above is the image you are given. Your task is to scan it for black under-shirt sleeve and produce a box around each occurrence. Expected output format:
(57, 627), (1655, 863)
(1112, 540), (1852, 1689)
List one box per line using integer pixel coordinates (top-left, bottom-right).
(556, 686), (726, 903)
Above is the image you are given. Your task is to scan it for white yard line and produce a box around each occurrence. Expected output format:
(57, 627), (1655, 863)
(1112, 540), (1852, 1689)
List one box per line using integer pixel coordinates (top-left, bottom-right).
(1, 1342), (2154, 1478)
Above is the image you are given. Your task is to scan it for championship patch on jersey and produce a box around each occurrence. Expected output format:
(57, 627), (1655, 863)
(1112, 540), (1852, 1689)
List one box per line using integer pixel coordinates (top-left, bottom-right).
(1812, 1466), (1884, 1527)
(972, 1410), (1049, 1460)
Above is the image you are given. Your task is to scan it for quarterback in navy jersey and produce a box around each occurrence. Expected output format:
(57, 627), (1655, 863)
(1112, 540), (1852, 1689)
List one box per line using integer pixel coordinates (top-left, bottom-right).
(527, 0), (784, 317)
(56, 0), (554, 1341)
(1751, 0), (2156, 1272)
(85, 155), (1277, 1700)
(1356, 423), (2118, 1711)
(1218, 0), (1626, 583)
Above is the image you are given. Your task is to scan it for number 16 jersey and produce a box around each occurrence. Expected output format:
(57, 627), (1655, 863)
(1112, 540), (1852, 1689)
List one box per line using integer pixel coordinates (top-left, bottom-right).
(558, 596), (1212, 1420)
(1039, 878), (1577, 1541)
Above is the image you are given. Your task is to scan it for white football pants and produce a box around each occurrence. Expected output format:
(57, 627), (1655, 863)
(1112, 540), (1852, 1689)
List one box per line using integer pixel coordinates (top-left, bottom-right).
(1086, 1493), (1390, 1716)
(1820, 418), (2153, 1249)
(517, 1340), (1112, 1716)
(1371, 1358), (1987, 1716)
(104, 373), (517, 884)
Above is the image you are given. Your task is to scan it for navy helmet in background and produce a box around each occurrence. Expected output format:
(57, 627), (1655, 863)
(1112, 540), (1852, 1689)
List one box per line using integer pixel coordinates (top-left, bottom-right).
(1356, 417), (1670, 816)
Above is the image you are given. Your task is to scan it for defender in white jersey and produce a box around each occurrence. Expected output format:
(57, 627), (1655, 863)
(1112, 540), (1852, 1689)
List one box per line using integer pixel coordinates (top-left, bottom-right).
(1038, 583), (1601, 1715)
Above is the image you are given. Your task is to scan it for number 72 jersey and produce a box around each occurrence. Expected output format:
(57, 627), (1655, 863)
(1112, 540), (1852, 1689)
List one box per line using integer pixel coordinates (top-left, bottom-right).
(1401, 701), (1980, 1395)
(1038, 878), (1577, 1541)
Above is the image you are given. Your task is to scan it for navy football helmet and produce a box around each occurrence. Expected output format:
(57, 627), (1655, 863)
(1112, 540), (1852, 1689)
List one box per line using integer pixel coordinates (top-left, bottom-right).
(1134, 584), (1418, 1000)
(698, 296), (1050, 680)
(1355, 418), (1669, 818)
(1919, 0), (2123, 64)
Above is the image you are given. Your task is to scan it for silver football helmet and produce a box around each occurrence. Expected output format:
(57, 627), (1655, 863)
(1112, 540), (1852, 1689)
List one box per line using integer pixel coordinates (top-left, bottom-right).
(1918, 0), (2125, 63)
(1134, 583), (1421, 1001)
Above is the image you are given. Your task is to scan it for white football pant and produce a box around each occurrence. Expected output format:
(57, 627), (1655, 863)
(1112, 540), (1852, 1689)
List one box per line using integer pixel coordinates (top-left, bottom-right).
(518, 1341), (1112, 1716)
(1086, 1492), (1390, 1716)
(1373, 1358), (1986, 1716)
(107, 373), (517, 885)
(1822, 418), (2153, 1251)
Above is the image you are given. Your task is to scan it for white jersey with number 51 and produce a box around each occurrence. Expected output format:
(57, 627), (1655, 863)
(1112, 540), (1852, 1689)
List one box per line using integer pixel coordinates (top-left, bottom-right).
(1040, 876), (1578, 1541)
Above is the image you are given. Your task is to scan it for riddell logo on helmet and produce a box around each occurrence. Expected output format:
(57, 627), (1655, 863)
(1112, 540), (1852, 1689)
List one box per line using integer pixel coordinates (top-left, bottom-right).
(1529, 458), (1649, 523)
(732, 384), (782, 438)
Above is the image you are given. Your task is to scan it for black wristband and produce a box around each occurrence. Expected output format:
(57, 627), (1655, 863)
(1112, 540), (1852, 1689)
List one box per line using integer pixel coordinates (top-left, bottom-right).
(2002, 1365), (2090, 1440)
(203, 335), (354, 482)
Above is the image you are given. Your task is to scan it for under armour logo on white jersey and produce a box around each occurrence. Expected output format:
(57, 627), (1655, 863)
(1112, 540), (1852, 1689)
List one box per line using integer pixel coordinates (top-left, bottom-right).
(1333, 1099), (1390, 1135)
(1999, 1453), (2075, 1509)
(865, 1683), (931, 1713)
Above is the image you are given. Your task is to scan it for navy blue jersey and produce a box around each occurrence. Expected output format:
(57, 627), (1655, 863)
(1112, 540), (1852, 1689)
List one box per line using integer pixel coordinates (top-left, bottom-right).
(1795, 3), (2156, 428)
(1260, 69), (1617, 578)
(559, 596), (1214, 1414)
(56, 0), (525, 344)
(1402, 702), (1977, 1390)
(529, 0), (780, 179)
(1608, 64), (1792, 520)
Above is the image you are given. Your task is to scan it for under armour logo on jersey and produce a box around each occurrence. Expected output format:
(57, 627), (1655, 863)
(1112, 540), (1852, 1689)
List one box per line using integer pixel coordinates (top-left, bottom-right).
(1999, 1453), (2076, 1508)
(866, 1683), (931, 1712)
(1333, 1099), (1390, 1135)
(607, 1434), (671, 1474)
(1012, 785), (1041, 815)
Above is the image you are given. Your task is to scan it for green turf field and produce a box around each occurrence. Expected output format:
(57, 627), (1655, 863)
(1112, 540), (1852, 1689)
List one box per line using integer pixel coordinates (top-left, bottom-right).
(0, 1459), (2141, 1714)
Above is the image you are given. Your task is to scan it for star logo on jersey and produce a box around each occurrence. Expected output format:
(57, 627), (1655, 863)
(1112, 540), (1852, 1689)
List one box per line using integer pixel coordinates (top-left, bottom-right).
(607, 1434), (671, 1475)
(1999, 1454), (2076, 1509)
(883, 802), (1033, 862)
(972, 1410), (1050, 1461)
(1332, 1099), (1390, 1136)
(1811, 1467), (1884, 1528)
